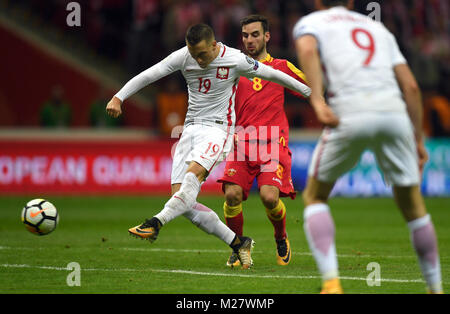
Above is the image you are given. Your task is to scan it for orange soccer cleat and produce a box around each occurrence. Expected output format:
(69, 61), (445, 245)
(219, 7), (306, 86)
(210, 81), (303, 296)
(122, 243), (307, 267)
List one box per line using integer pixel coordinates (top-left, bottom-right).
(128, 217), (161, 243)
(320, 278), (343, 294)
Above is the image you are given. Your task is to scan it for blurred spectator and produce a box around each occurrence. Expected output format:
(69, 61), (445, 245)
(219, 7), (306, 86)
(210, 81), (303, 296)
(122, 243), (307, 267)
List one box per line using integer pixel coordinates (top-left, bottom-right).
(126, 0), (162, 74)
(161, 0), (204, 52)
(156, 78), (187, 136)
(90, 87), (123, 128)
(40, 85), (72, 128)
(6, 0), (450, 132)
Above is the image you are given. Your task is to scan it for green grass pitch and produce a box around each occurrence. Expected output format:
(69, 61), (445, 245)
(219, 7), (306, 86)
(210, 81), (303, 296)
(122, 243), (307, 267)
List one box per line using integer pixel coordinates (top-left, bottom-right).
(0, 195), (448, 294)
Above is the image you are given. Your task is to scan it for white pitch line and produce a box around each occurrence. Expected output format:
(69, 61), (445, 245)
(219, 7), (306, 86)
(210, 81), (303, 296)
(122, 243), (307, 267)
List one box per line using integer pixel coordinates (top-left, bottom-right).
(121, 247), (418, 259)
(0, 245), (421, 259)
(0, 263), (425, 284)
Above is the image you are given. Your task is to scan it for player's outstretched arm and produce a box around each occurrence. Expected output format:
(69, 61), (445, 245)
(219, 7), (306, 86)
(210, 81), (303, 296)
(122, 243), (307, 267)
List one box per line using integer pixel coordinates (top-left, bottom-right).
(394, 63), (428, 174)
(109, 48), (184, 114)
(295, 35), (339, 128)
(114, 62), (172, 102)
(251, 62), (312, 98)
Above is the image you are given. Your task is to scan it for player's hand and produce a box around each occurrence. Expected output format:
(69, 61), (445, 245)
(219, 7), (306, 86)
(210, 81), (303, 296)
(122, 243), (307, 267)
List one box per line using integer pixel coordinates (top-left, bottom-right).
(416, 138), (428, 178)
(106, 96), (122, 118)
(311, 98), (339, 128)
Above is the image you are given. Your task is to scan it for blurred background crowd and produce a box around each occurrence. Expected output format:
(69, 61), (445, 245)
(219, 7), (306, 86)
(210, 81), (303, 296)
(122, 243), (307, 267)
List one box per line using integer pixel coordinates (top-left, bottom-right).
(0, 0), (448, 137)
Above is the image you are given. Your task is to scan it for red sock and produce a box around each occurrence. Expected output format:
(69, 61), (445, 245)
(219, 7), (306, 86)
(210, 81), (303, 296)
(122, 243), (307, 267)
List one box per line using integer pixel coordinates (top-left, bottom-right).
(266, 200), (287, 240)
(223, 202), (244, 236)
(225, 212), (244, 236)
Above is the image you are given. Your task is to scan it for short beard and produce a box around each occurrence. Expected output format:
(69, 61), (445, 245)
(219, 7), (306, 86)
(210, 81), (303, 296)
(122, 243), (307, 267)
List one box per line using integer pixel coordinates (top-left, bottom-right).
(247, 44), (266, 59)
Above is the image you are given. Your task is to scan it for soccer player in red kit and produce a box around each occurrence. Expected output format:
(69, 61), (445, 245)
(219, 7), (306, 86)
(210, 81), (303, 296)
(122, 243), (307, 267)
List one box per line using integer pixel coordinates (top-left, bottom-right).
(218, 15), (308, 267)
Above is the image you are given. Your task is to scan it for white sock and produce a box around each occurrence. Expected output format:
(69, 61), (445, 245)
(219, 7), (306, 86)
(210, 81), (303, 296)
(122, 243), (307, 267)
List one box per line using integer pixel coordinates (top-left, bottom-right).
(184, 202), (236, 245)
(155, 172), (201, 225)
(303, 203), (339, 281)
(408, 214), (443, 293)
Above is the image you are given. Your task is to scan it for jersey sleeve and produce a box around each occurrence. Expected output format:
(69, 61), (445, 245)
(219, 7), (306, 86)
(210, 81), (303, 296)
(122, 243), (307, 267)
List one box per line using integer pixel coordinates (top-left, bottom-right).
(115, 47), (184, 101)
(387, 31), (407, 66)
(234, 53), (261, 78)
(236, 53), (311, 97)
(282, 60), (309, 99)
(292, 16), (320, 40)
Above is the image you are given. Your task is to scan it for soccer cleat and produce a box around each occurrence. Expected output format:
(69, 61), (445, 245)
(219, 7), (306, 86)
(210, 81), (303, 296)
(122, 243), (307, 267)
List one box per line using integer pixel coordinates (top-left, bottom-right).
(320, 278), (343, 294)
(128, 217), (161, 243)
(226, 251), (241, 268)
(234, 237), (255, 269)
(276, 237), (291, 266)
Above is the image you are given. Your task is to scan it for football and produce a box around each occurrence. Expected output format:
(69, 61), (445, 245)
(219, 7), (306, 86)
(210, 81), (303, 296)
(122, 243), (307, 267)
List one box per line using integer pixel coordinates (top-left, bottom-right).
(21, 199), (59, 235)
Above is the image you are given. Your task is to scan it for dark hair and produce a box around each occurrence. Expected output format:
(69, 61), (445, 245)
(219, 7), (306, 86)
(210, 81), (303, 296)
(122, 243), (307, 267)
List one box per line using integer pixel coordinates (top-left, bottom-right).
(240, 14), (269, 33)
(322, 0), (349, 6)
(185, 23), (215, 46)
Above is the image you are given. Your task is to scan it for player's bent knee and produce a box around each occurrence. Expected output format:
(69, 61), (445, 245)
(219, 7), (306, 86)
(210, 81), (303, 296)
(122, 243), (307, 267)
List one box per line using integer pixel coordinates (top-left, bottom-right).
(260, 193), (279, 210)
(224, 186), (243, 207)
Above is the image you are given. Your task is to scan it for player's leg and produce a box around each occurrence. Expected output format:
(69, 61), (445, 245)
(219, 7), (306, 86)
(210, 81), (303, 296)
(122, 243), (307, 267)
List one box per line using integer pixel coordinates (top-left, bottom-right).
(180, 179), (253, 269)
(128, 125), (194, 240)
(260, 185), (284, 238)
(259, 185), (291, 266)
(128, 162), (205, 241)
(375, 113), (443, 293)
(301, 121), (366, 293)
(302, 176), (342, 294)
(222, 183), (245, 267)
(220, 157), (256, 238)
(177, 125), (254, 268)
(182, 202), (236, 247)
(219, 158), (257, 267)
(223, 183), (244, 236)
(154, 161), (206, 224)
(393, 186), (442, 293)
(129, 124), (214, 238)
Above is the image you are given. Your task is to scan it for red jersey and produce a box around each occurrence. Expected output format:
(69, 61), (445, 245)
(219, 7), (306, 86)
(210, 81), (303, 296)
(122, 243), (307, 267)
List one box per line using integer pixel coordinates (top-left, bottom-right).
(234, 54), (308, 143)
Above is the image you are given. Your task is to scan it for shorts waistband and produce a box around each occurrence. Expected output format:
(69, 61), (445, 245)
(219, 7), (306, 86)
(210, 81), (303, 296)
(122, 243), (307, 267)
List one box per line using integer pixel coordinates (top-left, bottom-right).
(184, 119), (231, 130)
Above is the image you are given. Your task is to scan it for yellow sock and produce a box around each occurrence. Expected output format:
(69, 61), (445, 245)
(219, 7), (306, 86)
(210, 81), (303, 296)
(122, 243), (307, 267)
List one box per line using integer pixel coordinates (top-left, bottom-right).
(223, 202), (243, 236)
(266, 199), (287, 240)
(265, 199), (286, 221)
(223, 202), (243, 218)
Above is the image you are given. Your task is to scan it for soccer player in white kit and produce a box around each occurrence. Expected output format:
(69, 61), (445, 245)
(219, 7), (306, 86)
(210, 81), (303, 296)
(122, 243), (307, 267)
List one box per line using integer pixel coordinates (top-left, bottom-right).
(293, 0), (443, 293)
(106, 24), (311, 269)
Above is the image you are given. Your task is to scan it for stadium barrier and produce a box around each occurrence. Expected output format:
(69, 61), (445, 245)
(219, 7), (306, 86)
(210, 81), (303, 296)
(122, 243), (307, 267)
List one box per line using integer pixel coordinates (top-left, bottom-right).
(0, 137), (448, 196)
(289, 138), (450, 197)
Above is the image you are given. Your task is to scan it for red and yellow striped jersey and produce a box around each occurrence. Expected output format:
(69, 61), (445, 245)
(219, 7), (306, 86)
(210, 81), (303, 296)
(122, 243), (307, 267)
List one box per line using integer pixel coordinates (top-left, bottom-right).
(235, 54), (308, 143)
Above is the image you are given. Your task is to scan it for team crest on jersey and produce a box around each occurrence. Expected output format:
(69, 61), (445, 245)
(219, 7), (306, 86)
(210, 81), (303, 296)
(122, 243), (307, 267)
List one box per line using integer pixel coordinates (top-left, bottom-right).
(227, 168), (237, 177)
(216, 67), (229, 79)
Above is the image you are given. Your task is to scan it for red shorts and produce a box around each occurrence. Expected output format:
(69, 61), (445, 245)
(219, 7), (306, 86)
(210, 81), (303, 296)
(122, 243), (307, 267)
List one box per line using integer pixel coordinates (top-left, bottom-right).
(218, 137), (296, 201)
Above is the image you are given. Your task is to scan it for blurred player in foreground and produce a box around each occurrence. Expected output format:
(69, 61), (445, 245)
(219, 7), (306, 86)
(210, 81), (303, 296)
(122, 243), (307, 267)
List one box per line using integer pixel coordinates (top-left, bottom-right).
(293, 0), (443, 293)
(218, 15), (308, 267)
(107, 24), (311, 269)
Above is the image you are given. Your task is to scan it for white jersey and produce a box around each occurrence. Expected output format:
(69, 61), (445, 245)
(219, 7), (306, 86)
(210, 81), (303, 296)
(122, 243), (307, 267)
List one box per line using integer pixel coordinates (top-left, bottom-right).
(293, 6), (407, 116)
(176, 44), (258, 128)
(115, 43), (310, 128)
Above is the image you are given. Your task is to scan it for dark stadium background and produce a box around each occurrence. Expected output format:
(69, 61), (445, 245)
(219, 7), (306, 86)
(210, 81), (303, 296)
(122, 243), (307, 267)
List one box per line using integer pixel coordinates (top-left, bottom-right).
(0, 0), (448, 196)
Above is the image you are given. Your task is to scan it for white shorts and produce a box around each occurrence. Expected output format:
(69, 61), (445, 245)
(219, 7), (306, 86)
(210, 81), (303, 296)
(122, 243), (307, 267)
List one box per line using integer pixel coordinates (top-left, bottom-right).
(171, 123), (234, 184)
(309, 112), (420, 186)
